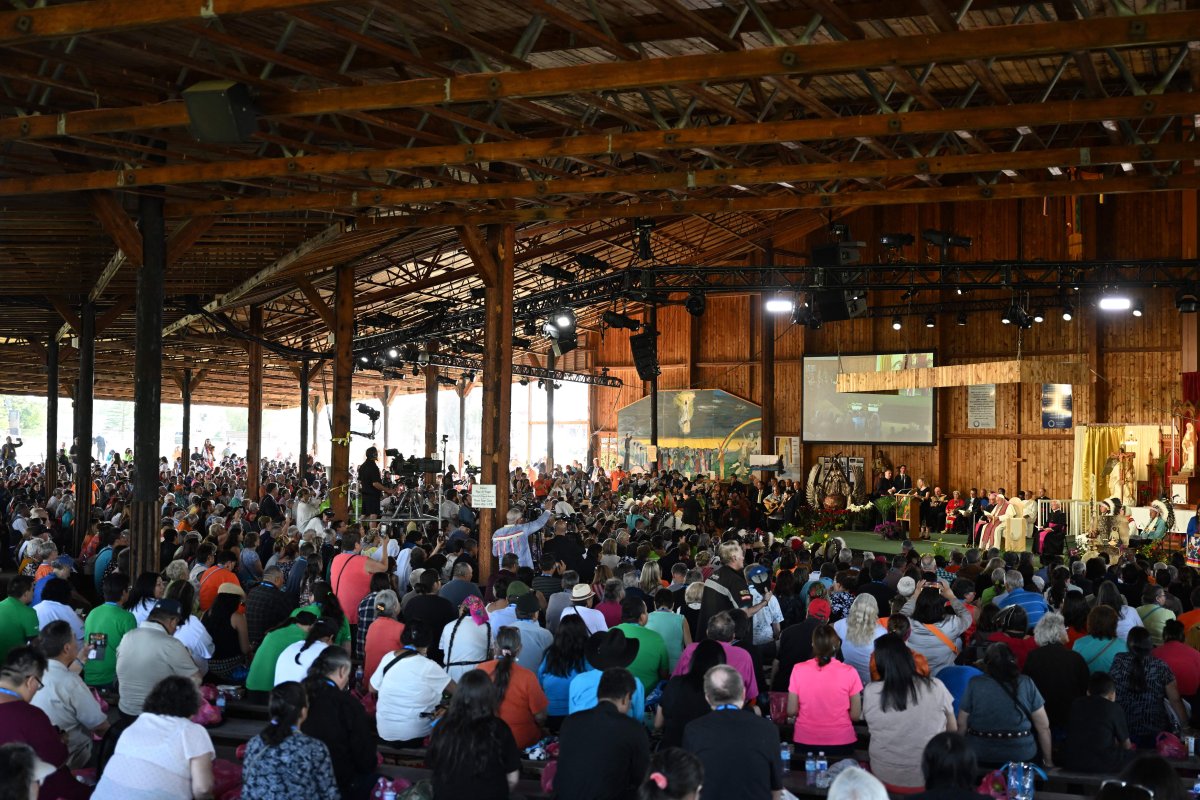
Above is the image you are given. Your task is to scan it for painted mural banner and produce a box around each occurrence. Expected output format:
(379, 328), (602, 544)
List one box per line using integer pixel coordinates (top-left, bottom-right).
(617, 389), (762, 479)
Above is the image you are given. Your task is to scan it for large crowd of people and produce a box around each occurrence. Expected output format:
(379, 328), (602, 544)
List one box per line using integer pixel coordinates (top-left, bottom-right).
(0, 446), (1198, 800)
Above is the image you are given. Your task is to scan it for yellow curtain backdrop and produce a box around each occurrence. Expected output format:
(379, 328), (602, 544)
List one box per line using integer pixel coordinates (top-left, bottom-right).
(1080, 425), (1125, 502)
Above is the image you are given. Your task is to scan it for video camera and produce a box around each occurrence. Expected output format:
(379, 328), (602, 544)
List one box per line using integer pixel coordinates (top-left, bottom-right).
(387, 450), (443, 477)
(356, 403), (381, 422)
(462, 461), (481, 477)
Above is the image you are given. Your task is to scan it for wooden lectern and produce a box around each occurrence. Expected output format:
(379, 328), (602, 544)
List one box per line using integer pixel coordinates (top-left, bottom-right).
(898, 496), (922, 539)
(1170, 474), (1200, 509)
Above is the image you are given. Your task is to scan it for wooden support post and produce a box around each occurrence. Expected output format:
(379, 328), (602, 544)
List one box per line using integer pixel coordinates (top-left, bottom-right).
(424, 343), (439, 485)
(759, 244), (775, 479)
(311, 396), (321, 466)
(246, 306), (264, 502)
(458, 385), (467, 473)
(299, 359), (309, 477)
(331, 264), (354, 520)
(45, 334), (58, 489)
(380, 386), (392, 455)
(180, 369), (192, 472)
(479, 222), (514, 581)
(73, 301), (94, 554)
(546, 350), (555, 473)
(1182, 190), (1199, 373)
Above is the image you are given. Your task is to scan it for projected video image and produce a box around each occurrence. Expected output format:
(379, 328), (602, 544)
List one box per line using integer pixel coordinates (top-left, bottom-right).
(803, 353), (935, 445)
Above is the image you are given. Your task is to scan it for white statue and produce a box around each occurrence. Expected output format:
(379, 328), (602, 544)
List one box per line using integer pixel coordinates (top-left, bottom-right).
(1183, 422), (1196, 475)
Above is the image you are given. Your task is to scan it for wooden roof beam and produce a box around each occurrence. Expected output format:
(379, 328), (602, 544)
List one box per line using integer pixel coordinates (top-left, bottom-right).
(4, 11), (1198, 144)
(19, 91), (1187, 203)
(459, 225), (500, 288)
(167, 139), (1200, 216)
(294, 276), (336, 332)
(0, 0), (344, 46)
(47, 297), (81, 334)
(84, 192), (143, 266)
(354, 171), (1200, 228)
(94, 294), (136, 334)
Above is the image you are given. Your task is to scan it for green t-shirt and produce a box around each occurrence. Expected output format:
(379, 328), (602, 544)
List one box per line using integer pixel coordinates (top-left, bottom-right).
(246, 624), (307, 691)
(83, 602), (138, 687)
(614, 622), (670, 694)
(291, 604), (351, 646)
(0, 596), (39, 663)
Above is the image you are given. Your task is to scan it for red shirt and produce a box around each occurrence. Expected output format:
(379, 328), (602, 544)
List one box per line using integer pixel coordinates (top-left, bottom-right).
(331, 553), (373, 620)
(364, 617), (405, 689)
(1153, 640), (1200, 696)
(988, 632), (1039, 670)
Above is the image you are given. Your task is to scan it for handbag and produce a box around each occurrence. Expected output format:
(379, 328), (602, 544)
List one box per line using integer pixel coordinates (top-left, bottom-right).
(1156, 731), (1188, 759)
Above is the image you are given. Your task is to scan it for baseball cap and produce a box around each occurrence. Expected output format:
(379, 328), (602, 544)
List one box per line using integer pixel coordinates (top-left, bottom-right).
(896, 576), (917, 597)
(807, 598), (832, 621)
(506, 580), (531, 599)
(151, 598), (184, 618)
(745, 564), (770, 588)
(52, 555), (76, 572)
(515, 592), (541, 614)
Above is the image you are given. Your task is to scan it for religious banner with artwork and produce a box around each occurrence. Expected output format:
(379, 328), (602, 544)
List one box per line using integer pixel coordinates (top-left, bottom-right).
(617, 389), (761, 479)
(1042, 384), (1073, 429)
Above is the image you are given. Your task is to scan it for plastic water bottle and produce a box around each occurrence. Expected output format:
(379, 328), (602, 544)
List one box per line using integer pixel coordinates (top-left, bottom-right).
(815, 752), (829, 789)
(382, 790), (396, 800)
(1007, 763), (1034, 800)
(780, 743), (790, 773)
(215, 690), (226, 711)
(355, 665), (364, 686)
(804, 751), (816, 776)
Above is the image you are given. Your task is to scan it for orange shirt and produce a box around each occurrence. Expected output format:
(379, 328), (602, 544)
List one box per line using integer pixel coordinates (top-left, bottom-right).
(1177, 609), (1200, 633)
(364, 617), (406, 689)
(869, 649), (931, 682)
(197, 565), (241, 611)
(479, 659), (549, 749)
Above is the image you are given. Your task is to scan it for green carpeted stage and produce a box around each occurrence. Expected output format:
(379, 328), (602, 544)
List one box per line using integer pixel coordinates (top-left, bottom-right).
(811, 529), (974, 556)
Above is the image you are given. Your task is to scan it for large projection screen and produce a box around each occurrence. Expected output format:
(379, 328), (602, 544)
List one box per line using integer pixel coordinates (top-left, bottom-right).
(803, 353), (936, 445)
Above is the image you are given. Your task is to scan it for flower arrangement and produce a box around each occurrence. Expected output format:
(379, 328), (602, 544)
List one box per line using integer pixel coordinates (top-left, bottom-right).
(930, 538), (949, 560)
(874, 519), (905, 540)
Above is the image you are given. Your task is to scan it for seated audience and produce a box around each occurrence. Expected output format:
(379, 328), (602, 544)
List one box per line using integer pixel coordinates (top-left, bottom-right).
(240, 681), (338, 800)
(440, 595), (492, 681)
(861, 634), (956, 792)
(83, 572), (136, 689)
(302, 648), (379, 800)
(655, 639), (726, 748)
(0, 646), (89, 800)
(201, 582), (250, 682)
(912, 732), (983, 800)
(957, 642), (1052, 767)
(0, 742), (57, 800)
(164, 579), (215, 676)
(556, 668), (651, 800)
(92, 675), (214, 800)
(827, 766), (888, 800)
(1110, 626), (1189, 748)
(901, 579), (973, 677)
(31, 620), (109, 769)
(371, 622), (456, 746)
(770, 596), (830, 691)
(645, 588), (691, 672)
(1096, 755), (1189, 800)
(274, 617), (336, 685)
(637, 747), (704, 800)
(428, 669), (521, 800)
(683, 664), (783, 800)
(245, 611), (315, 694)
(1021, 612), (1088, 734)
(115, 598), (202, 717)
(1135, 584), (1176, 646)
(537, 614), (593, 731)
(833, 593), (886, 685)
(787, 623), (863, 758)
(479, 626), (550, 749)
(362, 589), (405, 687)
(1061, 671), (1133, 773)
(1153, 619), (1200, 697)
(570, 628), (646, 720)
(1074, 604), (1130, 675)
(673, 612), (758, 700)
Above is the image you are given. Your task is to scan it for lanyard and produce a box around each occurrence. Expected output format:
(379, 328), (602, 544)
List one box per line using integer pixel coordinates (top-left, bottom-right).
(0, 688), (22, 700)
(714, 704), (740, 711)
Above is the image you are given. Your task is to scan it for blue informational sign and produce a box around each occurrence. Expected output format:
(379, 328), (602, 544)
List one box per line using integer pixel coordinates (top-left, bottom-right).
(1042, 383), (1073, 429)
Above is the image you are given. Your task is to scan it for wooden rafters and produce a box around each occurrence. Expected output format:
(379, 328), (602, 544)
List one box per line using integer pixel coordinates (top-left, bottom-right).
(2, 11), (1198, 144)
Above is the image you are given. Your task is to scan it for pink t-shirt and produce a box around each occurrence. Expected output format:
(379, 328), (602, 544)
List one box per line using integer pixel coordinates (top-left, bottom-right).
(788, 658), (863, 746)
(331, 553), (372, 620)
(673, 641), (759, 700)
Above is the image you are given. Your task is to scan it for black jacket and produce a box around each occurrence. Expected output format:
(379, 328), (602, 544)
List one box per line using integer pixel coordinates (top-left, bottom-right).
(301, 680), (378, 795)
(555, 701), (649, 800)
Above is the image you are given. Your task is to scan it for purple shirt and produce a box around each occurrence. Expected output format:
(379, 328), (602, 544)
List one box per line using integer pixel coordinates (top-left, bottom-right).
(0, 699), (90, 799)
(672, 640), (759, 699)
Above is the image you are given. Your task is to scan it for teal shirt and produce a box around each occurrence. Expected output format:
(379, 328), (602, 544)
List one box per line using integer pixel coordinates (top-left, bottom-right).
(645, 610), (686, 672)
(83, 602), (138, 687)
(1073, 635), (1128, 674)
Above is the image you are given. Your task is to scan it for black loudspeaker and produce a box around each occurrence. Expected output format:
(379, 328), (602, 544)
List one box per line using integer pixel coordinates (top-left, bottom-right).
(810, 290), (869, 322)
(810, 243), (862, 267)
(630, 329), (660, 380)
(183, 81), (258, 143)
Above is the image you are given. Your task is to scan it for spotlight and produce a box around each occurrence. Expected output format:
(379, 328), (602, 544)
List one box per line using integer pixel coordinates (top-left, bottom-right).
(1176, 286), (1198, 313)
(412, 365), (420, 377)
(465, 371), (476, 382)
(543, 308), (577, 337)
(765, 293), (795, 314)
(537, 379), (545, 389)
(1032, 310), (1045, 324)
(922, 229), (973, 249)
(511, 336), (531, 349)
(436, 376), (458, 387)
(523, 320), (538, 337)
(456, 340), (485, 355)
(684, 292), (707, 317)
(387, 348), (399, 359)
(1098, 293), (1131, 311)
(900, 288), (918, 301)
(602, 310), (641, 331)
(879, 233), (915, 248)
(358, 355), (369, 363)
(573, 253), (612, 271)
(891, 316), (902, 331)
(956, 311), (968, 327)
(539, 264), (576, 282)
(924, 315), (935, 328)
(1001, 305), (1016, 325)
(634, 217), (655, 261)
(1062, 304), (1074, 321)
(519, 377), (529, 386)
(1132, 301), (1144, 318)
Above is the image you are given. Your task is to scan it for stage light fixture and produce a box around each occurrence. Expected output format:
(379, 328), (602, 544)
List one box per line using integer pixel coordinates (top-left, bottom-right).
(537, 379), (545, 389)
(634, 217), (655, 261)
(469, 287), (487, 300)
(891, 316), (902, 331)
(879, 233), (915, 248)
(1176, 286), (1198, 313)
(922, 229), (973, 249)
(1001, 305), (1015, 325)
(1132, 301), (1144, 318)
(465, 371), (476, 382)
(956, 311), (968, 327)
(684, 292), (707, 317)
(1062, 304), (1074, 321)
(539, 264), (576, 282)
(511, 336), (531, 349)
(602, 310), (641, 331)
(924, 315), (935, 328)
(765, 293), (795, 314)
(519, 377), (529, 386)
(900, 288), (918, 301)
(456, 340), (485, 355)
(387, 348), (399, 359)
(573, 253), (612, 271)
(358, 355), (369, 363)
(412, 365), (420, 377)
(523, 320), (539, 337)
(436, 375), (458, 387)
(1098, 294), (1132, 311)
(1032, 310), (1045, 324)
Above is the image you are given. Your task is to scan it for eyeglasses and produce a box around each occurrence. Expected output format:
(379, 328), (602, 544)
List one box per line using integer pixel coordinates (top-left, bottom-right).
(28, 674), (44, 692)
(1100, 780), (1155, 800)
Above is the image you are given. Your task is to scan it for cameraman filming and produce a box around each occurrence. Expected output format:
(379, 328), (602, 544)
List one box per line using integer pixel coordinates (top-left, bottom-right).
(358, 447), (387, 520)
